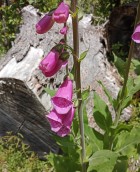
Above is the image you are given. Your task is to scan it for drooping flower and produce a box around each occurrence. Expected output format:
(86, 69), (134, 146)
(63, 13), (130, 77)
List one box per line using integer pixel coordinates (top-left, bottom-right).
(51, 77), (73, 114)
(46, 106), (75, 137)
(36, 12), (54, 34)
(39, 49), (68, 77)
(53, 2), (69, 23)
(132, 24), (140, 43)
(60, 26), (68, 35)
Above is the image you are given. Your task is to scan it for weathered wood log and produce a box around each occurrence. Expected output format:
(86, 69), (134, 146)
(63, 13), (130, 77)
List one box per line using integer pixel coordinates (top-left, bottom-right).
(0, 5), (125, 153)
(0, 78), (58, 153)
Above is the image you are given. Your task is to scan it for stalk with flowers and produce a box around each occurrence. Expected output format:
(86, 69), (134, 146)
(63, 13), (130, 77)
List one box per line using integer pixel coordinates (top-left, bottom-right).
(35, 0), (140, 171)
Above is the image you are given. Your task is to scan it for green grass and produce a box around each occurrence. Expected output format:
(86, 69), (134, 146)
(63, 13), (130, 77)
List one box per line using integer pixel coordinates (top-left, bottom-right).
(0, 132), (50, 172)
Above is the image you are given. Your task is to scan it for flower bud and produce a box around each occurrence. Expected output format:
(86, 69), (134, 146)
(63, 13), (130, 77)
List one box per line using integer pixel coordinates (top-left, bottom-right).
(36, 13), (54, 34)
(60, 26), (68, 35)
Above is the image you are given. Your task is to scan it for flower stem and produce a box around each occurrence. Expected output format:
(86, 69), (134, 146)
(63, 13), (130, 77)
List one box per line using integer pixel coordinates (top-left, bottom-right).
(71, 0), (86, 171)
(64, 22), (69, 75)
(114, 0), (140, 126)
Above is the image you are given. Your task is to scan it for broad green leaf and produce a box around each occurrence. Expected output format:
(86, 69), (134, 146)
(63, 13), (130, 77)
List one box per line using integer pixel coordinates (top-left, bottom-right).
(86, 143), (93, 159)
(131, 59), (140, 75)
(119, 76), (140, 111)
(78, 50), (88, 62)
(120, 96), (132, 110)
(49, 154), (81, 172)
(44, 87), (56, 97)
(88, 150), (118, 172)
(113, 156), (128, 172)
(131, 75), (140, 95)
(93, 92), (112, 131)
(85, 124), (103, 152)
(54, 135), (81, 163)
(111, 123), (133, 136)
(113, 127), (140, 157)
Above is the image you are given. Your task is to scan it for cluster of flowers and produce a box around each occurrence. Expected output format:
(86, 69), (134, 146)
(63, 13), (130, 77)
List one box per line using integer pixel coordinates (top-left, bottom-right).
(36, 1), (68, 35)
(36, 1), (74, 137)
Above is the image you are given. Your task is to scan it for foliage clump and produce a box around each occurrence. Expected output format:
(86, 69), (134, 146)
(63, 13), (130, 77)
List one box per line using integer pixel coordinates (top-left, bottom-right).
(0, 132), (50, 172)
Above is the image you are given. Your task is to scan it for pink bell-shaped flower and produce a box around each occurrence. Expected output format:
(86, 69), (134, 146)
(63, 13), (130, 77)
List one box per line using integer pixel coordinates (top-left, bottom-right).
(132, 24), (140, 43)
(47, 106), (75, 137)
(60, 26), (68, 35)
(36, 13), (54, 34)
(53, 2), (69, 23)
(39, 49), (68, 77)
(51, 78), (73, 114)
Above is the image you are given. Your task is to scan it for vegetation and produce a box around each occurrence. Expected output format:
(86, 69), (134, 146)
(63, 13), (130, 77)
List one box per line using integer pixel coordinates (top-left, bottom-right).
(0, 0), (61, 55)
(0, 0), (136, 56)
(0, 132), (50, 172)
(0, 0), (140, 172)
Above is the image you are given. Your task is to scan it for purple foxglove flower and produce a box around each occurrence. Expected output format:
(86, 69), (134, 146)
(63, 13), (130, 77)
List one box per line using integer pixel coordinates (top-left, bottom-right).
(39, 49), (68, 77)
(51, 78), (73, 114)
(36, 13), (54, 34)
(132, 24), (140, 43)
(60, 26), (68, 35)
(46, 109), (64, 132)
(53, 2), (69, 23)
(46, 106), (75, 137)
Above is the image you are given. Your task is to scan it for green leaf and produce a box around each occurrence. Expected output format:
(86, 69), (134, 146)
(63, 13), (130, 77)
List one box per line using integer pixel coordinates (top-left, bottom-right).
(113, 53), (126, 77)
(111, 123), (133, 136)
(72, 111), (79, 137)
(28, 0), (34, 4)
(113, 156), (128, 172)
(98, 80), (113, 105)
(131, 59), (140, 75)
(119, 76), (140, 110)
(44, 87), (56, 97)
(85, 124), (103, 152)
(113, 126), (140, 157)
(93, 92), (112, 131)
(82, 87), (90, 101)
(83, 105), (88, 125)
(69, 65), (75, 81)
(131, 75), (140, 95)
(86, 143), (93, 159)
(78, 50), (88, 62)
(48, 154), (81, 172)
(88, 150), (118, 172)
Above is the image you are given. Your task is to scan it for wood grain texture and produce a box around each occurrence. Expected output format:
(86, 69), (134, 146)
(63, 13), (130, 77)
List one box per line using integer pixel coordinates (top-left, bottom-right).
(0, 78), (59, 153)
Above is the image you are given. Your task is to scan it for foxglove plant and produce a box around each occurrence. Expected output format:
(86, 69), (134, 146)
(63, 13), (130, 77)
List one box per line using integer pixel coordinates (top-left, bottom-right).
(35, 0), (140, 172)
(36, 0), (85, 171)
